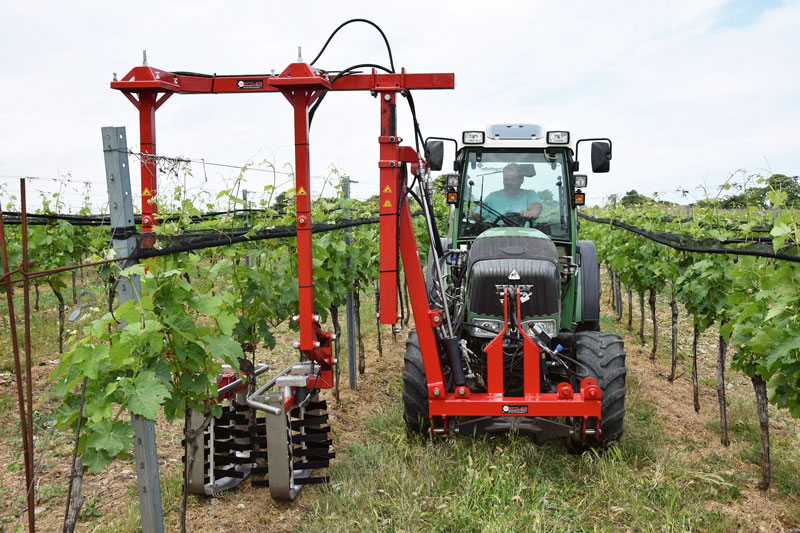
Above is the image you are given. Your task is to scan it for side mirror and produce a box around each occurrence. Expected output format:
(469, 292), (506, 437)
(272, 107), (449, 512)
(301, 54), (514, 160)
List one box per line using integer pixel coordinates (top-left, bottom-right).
(591, 141), (612, 173)
(425, 140), (444, 172)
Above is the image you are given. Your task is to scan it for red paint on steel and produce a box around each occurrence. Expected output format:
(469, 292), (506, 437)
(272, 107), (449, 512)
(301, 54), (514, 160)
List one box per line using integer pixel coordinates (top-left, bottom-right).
(428, 393), (601, 418)
(516, 290), (541, 395)
(484, 289), (509, 394)
(137, 90), (157, 233)
(397, 198), (445, 389)
(378, 91), (399, 324)
(271, 63), (329, 351)
(110, 67), (453, 94)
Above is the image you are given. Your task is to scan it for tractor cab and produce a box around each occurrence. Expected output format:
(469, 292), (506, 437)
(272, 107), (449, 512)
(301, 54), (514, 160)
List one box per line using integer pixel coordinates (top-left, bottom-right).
(428, 123), (613, 341)
(412, 124), (624, 447)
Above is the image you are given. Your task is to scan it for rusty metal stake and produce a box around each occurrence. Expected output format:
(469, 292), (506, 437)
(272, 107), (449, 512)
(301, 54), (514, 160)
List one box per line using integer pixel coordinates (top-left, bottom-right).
(20, 180), (35, 497)
(0, 195), (35, 532)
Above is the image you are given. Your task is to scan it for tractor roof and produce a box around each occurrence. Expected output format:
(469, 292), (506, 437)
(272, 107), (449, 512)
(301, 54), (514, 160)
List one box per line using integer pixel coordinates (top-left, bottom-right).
(458, 123), (574, 150)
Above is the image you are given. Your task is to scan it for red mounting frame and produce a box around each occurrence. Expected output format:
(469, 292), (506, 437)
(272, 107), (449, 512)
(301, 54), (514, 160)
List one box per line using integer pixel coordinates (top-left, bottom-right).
(111, 60), (602, 431)
(427, 290), (601, 427)
(111, 62), (452, 384)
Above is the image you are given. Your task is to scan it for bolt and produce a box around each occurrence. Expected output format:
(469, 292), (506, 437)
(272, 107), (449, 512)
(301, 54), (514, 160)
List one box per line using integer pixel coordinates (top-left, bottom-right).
(383, 93), (391, 101)
(458, 387), (466, 396)
(433, 315), (440, 324)
(433, 388), (441, 397)
(389, 136), (395, 142)
(293, 342), (300, 349)
(389, 161), (396, 168)
(292, 315), (299, 322)
(298, 216), (306, 224)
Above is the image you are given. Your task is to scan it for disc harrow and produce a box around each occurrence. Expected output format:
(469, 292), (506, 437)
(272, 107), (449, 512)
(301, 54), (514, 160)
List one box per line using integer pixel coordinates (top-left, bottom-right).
(185, 362), (332, 500)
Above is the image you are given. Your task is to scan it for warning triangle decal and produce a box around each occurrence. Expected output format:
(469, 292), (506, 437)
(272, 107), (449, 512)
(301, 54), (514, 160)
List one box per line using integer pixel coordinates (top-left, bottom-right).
(297, 186), (307, 195)
(508, 269), (520, 280)
(383, 185), (392, 193)
(383, 200), (392, 208)
(142, 187), (151, 196)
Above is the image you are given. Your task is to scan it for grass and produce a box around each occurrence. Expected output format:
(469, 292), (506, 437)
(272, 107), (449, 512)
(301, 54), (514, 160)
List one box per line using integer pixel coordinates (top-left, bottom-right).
(303, 374), (737, 533)
(701, 394), (800, 505)
(93, 471), (185, 532)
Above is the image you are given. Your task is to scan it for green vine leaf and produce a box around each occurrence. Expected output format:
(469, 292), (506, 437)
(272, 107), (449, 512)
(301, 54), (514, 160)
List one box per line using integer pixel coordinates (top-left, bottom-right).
(122, 371), (170, 420)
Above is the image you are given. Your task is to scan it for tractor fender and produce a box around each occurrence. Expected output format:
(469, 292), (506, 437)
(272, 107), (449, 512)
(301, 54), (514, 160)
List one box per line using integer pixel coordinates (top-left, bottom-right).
(577, 240), (600, 331)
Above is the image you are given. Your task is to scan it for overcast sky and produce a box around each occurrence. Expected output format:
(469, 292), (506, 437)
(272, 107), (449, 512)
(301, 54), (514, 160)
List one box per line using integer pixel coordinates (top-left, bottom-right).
(1, 0), (798, 211)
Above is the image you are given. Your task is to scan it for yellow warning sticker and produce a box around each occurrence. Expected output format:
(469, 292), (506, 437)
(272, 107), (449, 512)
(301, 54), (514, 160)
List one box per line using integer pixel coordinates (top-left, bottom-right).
(383, 200), (392, 208)
(383, 185), (392, 193)
(297, 186), (307, 195)
(142, 187), (151, 196)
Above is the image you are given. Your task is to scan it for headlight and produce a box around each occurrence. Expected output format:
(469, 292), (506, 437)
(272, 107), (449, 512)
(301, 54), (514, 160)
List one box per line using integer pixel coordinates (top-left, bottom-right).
(574, 174), (588, 188)
(462, 131), (485, 144)
(522, 319), (557, 338)
(547, 131), (570, 144)
(471, 319), (503, 338)
(446, 173), (460, 188)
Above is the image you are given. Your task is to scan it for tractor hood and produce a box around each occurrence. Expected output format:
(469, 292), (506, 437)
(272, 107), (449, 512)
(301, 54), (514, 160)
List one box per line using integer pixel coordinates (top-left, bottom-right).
(466, 228), (560, 321)
(473, 227), (550, 240)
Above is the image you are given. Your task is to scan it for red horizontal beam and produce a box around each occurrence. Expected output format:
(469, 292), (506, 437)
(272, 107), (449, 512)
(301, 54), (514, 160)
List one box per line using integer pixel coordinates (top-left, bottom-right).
(111, 65), (454, 95)
(428, 393), (601, 418)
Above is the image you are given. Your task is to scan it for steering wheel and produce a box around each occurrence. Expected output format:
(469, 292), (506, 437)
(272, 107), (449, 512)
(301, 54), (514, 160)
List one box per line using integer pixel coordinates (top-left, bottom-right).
(491, 212), (536, 228)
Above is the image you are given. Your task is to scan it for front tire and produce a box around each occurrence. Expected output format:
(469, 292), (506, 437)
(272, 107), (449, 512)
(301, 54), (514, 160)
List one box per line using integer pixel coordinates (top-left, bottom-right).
(569, 331), (626, 451)
(402, 330), (430, 435)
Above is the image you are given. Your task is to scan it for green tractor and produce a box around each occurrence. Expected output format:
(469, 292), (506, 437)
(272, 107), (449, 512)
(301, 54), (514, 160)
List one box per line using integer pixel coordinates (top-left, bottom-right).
(404, 123), (626, 450)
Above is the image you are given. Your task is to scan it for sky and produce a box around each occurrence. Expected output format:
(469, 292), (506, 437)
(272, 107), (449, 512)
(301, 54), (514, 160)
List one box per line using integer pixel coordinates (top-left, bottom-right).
(1, 0), (798, 211)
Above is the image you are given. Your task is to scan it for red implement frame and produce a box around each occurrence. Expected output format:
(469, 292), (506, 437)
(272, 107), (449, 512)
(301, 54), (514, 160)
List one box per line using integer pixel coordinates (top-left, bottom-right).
(111, 61), (601, 428)
(427, 290), (601, 429)
(111, 63), (451, 381)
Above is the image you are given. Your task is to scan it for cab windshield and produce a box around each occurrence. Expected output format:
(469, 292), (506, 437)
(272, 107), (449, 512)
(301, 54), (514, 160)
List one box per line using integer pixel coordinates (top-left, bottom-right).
(457, 150), (570, 240)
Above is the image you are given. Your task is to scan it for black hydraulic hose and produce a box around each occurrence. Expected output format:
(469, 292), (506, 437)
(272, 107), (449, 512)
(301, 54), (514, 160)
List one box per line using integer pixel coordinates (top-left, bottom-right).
(406, 188), (444, 259)
(404, 90), (426, 154)
(309, 19), (396, 73)
(308, 63), (393, 126)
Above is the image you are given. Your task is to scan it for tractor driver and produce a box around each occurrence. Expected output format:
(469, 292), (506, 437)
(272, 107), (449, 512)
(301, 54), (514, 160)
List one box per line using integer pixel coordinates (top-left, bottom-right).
(471, 163), (542, 222)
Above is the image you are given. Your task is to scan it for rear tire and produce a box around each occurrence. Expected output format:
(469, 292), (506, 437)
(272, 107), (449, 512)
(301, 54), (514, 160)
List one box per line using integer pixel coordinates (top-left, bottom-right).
(568, 331), (626, 452)
(402, 330), (430, 435)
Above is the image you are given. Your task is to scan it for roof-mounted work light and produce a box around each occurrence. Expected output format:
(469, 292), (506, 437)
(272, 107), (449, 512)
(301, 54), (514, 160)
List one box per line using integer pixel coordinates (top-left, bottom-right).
(462, 131), (485, 144)
(547, 131), (570, 144)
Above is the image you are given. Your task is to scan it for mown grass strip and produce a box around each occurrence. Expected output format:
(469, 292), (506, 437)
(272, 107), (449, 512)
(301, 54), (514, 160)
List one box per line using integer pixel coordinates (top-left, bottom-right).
(303, 371), (737, 533)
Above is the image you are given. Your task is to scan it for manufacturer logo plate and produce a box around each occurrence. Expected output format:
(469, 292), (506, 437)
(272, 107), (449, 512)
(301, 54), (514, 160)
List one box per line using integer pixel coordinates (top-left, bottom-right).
(237, 79), (263, 90)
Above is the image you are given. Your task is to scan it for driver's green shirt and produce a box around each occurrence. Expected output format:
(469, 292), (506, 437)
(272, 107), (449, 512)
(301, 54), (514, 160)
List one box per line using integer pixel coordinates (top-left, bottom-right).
(481, 189), (541, 218)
